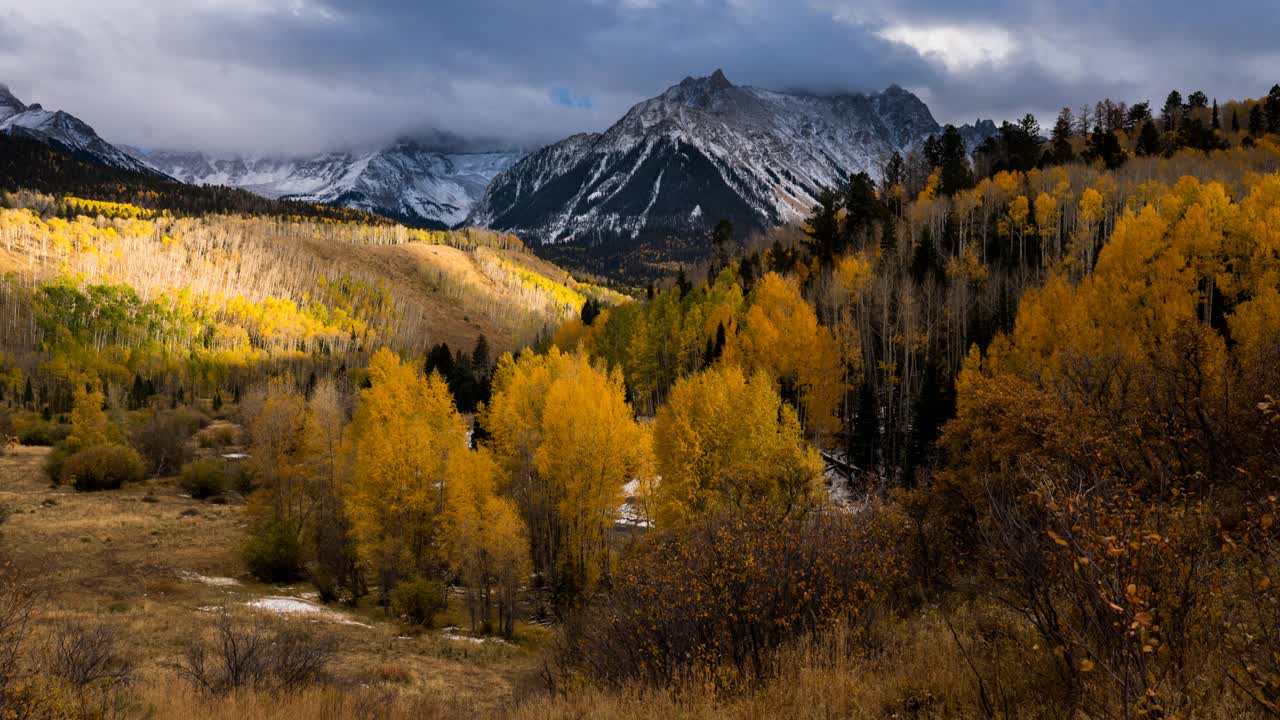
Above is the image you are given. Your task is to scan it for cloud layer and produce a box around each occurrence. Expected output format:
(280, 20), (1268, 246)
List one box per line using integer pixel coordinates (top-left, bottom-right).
(1, 0), (1275, 153)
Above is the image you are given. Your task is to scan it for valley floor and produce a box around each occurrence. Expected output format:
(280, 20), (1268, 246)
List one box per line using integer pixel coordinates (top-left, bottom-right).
(0, 445), (547, 718)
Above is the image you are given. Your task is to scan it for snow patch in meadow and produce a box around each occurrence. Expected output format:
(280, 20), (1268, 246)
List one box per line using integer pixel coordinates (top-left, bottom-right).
(180, 571), (241, 587)
(441, 626), (508, 645)
(242, 596), (372, 627)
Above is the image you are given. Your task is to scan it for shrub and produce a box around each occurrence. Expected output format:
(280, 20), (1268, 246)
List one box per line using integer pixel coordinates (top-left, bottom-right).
(19, 421), (68, 447)
(178, 458), (228, 500)
(241, 521), (303, 583)
(60, 445), (145, 491)
(43, 446), (70, 484)
(47, 621), (133, 689)
(131, 407), (207, 476)
(172, 612), (335, 695)
(195, 424), (238, 450)
(391, 577), (447, 627)
(554, 505), (911, 691)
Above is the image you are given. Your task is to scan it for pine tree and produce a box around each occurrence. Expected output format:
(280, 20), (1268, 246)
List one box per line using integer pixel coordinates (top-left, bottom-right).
(1050, 108), (1075, 164)
(1231, 108), (1240, 133)
(1267, 84), (1280, 133)
(803, 187), (844, 266)
(1211, 99), (1220, 130)
(1162, 90), (1183, 132)
(1136, 121), (1162, 157)
(1248, 104), (1266, 136)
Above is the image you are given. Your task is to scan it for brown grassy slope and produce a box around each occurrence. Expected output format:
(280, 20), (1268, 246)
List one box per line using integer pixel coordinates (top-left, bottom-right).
(0, 446), (545, 717)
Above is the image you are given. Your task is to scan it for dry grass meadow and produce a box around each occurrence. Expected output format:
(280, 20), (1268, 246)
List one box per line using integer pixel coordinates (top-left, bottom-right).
(0, 444), (550, 719)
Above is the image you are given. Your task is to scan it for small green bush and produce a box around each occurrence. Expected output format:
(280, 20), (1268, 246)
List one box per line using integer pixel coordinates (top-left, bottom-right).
(20, 421), (69, 447)
(178, 458), (228, 500)
(131, 407), (208, 476)
(43, 446), (70, 484)
(391, 577), (447, 627)
(242, 520), (303, 583)
(196, 424), (238, 449)
(60, 445), (145, 491)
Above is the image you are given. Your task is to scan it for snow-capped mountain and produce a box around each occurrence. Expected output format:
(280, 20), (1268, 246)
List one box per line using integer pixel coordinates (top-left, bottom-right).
(0, 85), (160, 177)
(132, 143), (525, 228)
(468, 70), (993, 247)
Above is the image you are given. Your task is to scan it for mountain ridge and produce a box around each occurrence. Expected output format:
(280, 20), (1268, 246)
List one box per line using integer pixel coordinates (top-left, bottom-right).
(129, 142), (526, 228)
(467, 70), (995, 257)
(0, 85), (163, 178)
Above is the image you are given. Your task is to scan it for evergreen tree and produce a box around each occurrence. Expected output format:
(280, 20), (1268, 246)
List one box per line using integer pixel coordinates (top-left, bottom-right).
(471, 334), (491, 376)
(425, 343), (454, 379)
(1136, 121), (1162, 157)
(709, 218), (734, 274)
(1162, 90), (1183, 132)
(910, 229), (945, 287)
(1050, 108), (1075, 164)
(851, 380), (877, 474)
(22, 378), (33, 409)
(880, 214), (898, 253)
(802, 187), (844, 266)
(1267, 84), (1280, 133)
(675, 270), (693, 299)
(880, 151), (904, 199)
(580, 299), (602, 326)
(1248, 104), (1266, 136)
(843, 172), (881, 247)
(936, 125), (974, 195)
(1211, 99), (1220, 130)
(1126, 101), (1153, 130)
(1231, 108), (1240, 133)
(902, 358), (955, 488)
(1085, 129), (1127, 169)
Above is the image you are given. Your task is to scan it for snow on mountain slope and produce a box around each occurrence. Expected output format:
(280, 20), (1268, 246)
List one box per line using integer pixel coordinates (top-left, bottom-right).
(469, 70), (993, 247)
(0, 85), (160, 177)
(133, 143), (524, 228)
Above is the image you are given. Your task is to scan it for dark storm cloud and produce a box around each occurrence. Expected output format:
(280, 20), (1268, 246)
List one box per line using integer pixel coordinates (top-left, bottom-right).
(0, 0), (1275, 153)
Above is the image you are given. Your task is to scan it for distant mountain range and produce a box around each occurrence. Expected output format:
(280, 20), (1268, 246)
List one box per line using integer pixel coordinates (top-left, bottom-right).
(0, 85), (160, 177)
(128, 143), (525, 228)
(468, 71), (996, 254)
(1, 75), (995, 274)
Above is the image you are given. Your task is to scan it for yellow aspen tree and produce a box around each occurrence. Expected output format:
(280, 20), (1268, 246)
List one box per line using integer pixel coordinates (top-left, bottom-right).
(1034, 192), (1059, 267)
(652, 364), (824, 527)
(345, 348), (467, 603)
(740, 272), (845, 442)
(245, 379), (310, 531)
(440, 448), (500, 633)
(534, 351), (648, 592)
(67, 384), (109, 451)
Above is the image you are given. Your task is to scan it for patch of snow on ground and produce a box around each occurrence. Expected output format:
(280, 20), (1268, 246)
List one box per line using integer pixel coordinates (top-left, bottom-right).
(180, 571), (240, 587)
(243, 597), (371, 627)
(616, 478), (653, 528)
(441, 627), (508, 645)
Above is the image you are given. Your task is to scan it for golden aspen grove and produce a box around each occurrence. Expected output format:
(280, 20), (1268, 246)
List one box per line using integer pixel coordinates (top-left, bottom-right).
(1, 55), (1280, 720)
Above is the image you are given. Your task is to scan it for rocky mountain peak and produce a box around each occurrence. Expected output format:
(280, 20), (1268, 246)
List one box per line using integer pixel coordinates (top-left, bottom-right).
(0, 84), (25, 121)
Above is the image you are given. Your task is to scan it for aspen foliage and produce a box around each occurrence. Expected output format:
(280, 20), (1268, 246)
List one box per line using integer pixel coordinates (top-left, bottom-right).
(740, 272), (844, 441)
(534, 352), (649, 591)
(651, 364), (823, 527)
(344, 349), (468, 599)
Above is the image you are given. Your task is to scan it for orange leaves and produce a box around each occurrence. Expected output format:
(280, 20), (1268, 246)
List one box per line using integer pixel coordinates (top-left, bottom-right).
(741, 272), (845, 440)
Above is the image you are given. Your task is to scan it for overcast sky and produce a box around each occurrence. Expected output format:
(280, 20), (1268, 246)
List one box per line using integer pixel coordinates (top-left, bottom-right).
(1, 0), (1276, 154)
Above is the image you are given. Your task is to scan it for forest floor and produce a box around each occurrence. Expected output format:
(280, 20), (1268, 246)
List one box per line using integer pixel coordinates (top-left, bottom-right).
(0, 444), (549, 717)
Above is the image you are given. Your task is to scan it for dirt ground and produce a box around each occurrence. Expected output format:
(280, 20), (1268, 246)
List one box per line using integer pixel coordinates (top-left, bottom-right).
(0, 445), (547, 714)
